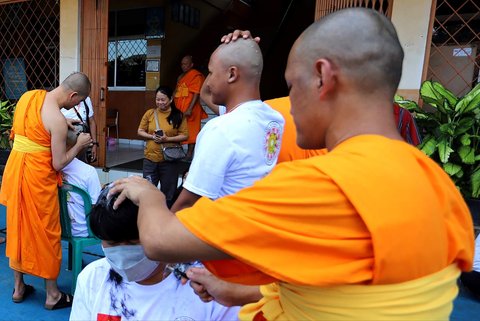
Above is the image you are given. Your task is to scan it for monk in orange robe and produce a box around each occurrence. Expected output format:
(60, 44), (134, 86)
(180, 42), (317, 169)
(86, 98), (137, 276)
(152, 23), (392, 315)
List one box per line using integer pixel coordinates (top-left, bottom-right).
(174, 55), (208, 159)
(0, 72), (92, 309)
(110, 9), (474, 320)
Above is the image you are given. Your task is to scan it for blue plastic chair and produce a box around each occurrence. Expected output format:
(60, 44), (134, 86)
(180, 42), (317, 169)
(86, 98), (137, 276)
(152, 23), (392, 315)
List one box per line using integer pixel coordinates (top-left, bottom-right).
(58, 182), (100, 293)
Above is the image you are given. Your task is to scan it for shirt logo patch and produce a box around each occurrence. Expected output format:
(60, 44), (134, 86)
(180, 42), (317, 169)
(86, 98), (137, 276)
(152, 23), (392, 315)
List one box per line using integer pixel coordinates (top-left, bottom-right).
(264, 121), (281, 165)
(97, 313), (121, 321)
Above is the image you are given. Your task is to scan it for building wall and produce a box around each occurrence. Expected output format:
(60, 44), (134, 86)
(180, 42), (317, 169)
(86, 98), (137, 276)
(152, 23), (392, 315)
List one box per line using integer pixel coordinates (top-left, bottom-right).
(59, 0), (80, 82)
(391, 0), (433, 101)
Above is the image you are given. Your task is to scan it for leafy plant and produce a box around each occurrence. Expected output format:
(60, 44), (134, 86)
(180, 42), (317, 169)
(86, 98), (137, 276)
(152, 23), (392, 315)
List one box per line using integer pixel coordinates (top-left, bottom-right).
(0, 100), (15, 149)
(395, 80), (480, 198)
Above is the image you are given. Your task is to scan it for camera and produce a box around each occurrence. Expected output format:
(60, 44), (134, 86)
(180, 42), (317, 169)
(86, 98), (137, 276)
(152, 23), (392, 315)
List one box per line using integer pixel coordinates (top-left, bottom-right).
(155, 129), (164, 136)
(71, 123), (97, 163)
(72, 123), (89, 136)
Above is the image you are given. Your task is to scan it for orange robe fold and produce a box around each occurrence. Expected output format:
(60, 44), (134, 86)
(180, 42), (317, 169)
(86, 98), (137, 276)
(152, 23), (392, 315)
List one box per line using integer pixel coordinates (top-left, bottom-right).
(0, 90), (62, 279)
(177, 135), (473, 286)
(174, 69), (207, 144)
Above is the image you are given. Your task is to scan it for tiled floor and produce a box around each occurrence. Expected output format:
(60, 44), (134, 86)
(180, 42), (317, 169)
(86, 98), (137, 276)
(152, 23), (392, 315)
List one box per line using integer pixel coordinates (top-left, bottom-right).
(105, 139), (144, 168)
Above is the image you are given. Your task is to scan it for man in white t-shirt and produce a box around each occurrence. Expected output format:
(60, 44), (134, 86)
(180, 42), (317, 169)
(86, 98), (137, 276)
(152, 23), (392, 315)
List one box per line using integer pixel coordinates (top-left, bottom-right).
(70, 184), (239, 321)
(62, 127), (101, 237)
(61, 96), (98, 162)
(61, 158), (101, 237)
(171, 38), (284, 211)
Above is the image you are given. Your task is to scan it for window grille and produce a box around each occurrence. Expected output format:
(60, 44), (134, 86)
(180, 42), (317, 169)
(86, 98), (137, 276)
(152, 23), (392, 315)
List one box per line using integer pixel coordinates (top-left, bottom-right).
(426, 0), (480, 96)
(108, 9), (148, 88)
(315, 0), (393, 20)
(0, 0), (59, 100)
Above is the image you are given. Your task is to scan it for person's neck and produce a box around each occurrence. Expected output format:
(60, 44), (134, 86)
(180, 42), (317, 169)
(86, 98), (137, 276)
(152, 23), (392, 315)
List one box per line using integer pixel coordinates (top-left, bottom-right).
(225, 89), (261, 113)
(45, 88), (63, 110)
(325, 93), (402, 151)
(136, 263), (167, 285)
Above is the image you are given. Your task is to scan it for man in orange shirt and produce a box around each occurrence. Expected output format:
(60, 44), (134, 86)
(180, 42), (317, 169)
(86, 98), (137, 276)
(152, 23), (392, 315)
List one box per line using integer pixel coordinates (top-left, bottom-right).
(110, 8), (473, 320)
(0, 72), (93, 310)
(174, 55), (208, 159)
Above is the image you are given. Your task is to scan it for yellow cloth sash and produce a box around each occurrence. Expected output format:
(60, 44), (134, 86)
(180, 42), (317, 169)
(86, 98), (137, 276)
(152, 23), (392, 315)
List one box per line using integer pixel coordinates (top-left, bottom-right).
(12, 134), (49, 153)
(240, 264), (460, 321)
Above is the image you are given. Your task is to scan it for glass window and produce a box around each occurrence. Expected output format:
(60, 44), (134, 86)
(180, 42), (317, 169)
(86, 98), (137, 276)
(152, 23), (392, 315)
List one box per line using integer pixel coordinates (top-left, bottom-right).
(108, 9), (148, 88)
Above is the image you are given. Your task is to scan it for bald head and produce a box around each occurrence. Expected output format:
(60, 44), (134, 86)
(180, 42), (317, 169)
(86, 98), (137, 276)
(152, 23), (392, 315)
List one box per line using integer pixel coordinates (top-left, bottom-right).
(61, 72), (91, 98)
(214, 38), (263, 82)
(293, 8), (403, 96)
(181, 55), (194, 73)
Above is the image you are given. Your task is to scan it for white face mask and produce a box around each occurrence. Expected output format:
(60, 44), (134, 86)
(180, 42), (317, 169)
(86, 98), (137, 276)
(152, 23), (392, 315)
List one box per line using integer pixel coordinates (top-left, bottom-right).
(102, 244), (160, 282)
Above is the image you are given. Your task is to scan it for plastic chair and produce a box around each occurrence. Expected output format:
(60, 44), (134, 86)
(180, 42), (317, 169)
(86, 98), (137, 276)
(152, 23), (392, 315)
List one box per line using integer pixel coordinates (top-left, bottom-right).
(58, 182), (101, 293)
(106, 109), (119, 143)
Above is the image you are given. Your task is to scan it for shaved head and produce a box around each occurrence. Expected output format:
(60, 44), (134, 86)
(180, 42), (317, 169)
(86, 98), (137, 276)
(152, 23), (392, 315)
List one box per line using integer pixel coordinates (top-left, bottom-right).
(214, 38), (263, 83)
(61, 72), (91, 98)
(293, 8), (403, 96)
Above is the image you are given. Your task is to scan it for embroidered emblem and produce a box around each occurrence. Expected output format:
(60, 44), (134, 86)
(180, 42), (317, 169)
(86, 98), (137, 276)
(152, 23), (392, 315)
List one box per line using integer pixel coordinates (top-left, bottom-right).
(264, 121), (281, 165)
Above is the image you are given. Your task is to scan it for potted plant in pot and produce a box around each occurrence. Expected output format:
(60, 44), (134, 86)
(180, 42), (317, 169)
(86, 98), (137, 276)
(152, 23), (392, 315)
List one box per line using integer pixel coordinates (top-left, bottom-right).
(0, 100), (15, 174)
(395, 80), (480, 224)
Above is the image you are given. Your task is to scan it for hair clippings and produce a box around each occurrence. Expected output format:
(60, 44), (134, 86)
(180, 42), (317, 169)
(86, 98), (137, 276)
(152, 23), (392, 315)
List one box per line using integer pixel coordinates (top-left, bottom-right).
(97, 182), (117, 210)
(166, 263), (192, 280)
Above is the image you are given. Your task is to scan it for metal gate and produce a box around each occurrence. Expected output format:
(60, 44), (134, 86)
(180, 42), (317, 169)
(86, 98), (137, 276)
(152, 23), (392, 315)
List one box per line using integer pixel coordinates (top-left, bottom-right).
(315, 0), (393, 20)
(425, 0), (480, 96)
(0, 0), (60, 101)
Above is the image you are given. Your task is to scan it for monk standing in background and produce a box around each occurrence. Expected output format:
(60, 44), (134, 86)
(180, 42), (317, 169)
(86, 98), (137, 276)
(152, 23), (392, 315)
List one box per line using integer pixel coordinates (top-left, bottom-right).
(174, 55), (208, 160)
(0, 72), (93, 310)
(111, 8), (474, 320)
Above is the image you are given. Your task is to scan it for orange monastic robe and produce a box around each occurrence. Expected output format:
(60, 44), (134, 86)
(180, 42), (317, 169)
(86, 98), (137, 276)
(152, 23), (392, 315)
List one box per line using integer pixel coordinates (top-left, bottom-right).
(177, 135), (473, 317)
(174, 68), (207, 144)
(265, 97), (325, 163)
(0, 90), (62, 279)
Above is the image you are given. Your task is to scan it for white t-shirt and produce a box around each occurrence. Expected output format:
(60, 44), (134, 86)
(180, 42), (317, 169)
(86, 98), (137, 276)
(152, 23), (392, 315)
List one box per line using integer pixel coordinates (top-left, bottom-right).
(61, 96), (94, 123)
(61, 158), (101, 237)
(184, 100), (284, 199)
(473, 235), (480, 272)
(70, 258), (240, 321)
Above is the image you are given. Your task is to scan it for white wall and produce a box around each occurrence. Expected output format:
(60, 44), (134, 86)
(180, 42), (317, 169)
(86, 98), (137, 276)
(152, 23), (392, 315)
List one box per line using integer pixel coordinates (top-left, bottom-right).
(59, 0), (80, 82)
(391, 0), (433, 99)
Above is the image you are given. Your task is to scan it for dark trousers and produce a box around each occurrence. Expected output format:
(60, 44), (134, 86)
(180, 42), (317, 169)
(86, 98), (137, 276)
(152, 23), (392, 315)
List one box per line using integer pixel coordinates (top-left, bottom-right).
(460, 270), (480, 298)
(143, 158), (179, 208)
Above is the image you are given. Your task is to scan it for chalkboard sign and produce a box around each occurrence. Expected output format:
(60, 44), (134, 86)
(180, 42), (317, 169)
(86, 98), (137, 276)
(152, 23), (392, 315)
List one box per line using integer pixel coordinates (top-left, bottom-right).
(3, 58), (27, 100)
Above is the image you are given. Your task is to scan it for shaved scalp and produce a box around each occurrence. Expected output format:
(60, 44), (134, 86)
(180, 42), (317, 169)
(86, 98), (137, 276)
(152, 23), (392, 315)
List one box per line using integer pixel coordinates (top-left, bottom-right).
(61, 72), (91, 97)
(183, 55), (193, 63)
(215, 38), (263, 82)
(295, 8), (404, 96)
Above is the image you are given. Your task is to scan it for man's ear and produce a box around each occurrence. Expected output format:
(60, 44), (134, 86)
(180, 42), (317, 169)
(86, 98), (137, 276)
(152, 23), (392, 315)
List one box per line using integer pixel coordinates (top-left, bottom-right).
(227, 66), (238, 83)
(69, 91), (79, 101)
(315, 58), (336, 97)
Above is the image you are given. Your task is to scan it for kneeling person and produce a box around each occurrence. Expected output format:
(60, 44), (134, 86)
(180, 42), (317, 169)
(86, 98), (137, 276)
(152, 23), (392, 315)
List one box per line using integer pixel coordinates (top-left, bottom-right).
(69, 184), (239, 321)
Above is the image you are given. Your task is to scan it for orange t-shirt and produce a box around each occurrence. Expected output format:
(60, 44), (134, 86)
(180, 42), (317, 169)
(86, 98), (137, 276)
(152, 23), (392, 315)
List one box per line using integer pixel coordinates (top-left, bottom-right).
(177, 135), (473, 286)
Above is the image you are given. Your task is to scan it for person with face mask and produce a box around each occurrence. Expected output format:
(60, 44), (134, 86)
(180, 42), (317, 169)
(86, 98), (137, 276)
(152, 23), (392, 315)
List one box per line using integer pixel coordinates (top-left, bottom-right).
(69, 183), (239, 321)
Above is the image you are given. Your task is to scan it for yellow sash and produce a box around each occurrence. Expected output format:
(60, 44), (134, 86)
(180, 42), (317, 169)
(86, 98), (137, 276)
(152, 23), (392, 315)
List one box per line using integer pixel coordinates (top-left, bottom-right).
(12, 135), (49, 153)
(240, 264), (460, 321)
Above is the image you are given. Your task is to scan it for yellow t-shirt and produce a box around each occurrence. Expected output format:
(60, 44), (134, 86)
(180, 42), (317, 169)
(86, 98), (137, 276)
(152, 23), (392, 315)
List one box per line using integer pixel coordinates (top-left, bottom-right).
(138, 108), (188, 162)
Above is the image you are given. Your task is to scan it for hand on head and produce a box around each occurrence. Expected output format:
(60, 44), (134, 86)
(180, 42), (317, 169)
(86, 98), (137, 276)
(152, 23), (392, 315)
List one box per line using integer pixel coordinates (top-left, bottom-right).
(221, 30), (260, 44)
(108, 176), (164, 210)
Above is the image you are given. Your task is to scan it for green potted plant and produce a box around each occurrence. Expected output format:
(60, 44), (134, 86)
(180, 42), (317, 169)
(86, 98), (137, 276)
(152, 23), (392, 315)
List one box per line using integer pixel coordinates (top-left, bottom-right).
(0, 100), (15, 168)
(395, 81), (480, 199)
(395, 80), (480, 225)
